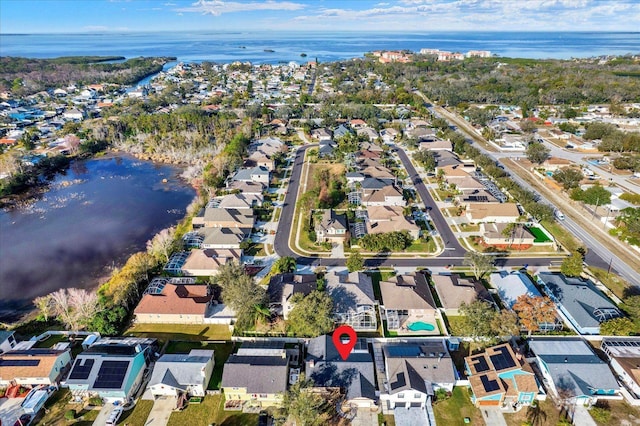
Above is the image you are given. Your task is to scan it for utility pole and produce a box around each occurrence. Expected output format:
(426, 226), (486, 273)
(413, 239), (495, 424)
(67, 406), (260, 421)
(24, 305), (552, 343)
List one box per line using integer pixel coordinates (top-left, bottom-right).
(591, 195), (600, 220)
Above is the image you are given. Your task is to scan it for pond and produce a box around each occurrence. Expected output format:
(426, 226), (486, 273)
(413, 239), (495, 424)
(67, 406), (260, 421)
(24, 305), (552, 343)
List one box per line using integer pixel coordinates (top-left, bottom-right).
(0, 154), (196, 321)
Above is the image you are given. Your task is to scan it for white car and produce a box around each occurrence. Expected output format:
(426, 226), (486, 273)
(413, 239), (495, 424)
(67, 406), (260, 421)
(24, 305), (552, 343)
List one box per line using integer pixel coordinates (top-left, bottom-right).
(106, 406), (124, 426)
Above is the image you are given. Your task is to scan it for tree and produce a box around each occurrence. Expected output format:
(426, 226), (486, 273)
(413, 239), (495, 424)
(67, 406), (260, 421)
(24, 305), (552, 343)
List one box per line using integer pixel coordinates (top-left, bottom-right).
(458, 300), (496, 341)
(599, 317), (637, 336)
(48, 288), (100, 331)
(146, 226), (176, 262)
(491, 310), (520, 338)
(88, 305), (127, 335)
(346, 251), (364, 272)
(560, 251), (583, 277)
(520, 119), (537, 133)
(287, 291), (334, 337)
(215, 262), (266, 331)
(553, 167), (583, 190)
(33, 295), (53, 321)
(526, 142), (550, 164)
(570, 184), (611, 206)
(512, 295), (557, 335)
(463, 251), (494, 280)
(527, 203), (555, 222)
(272, 256), (297, 275)
(413, 150), (437, 172)
(277, 374), (334, 426)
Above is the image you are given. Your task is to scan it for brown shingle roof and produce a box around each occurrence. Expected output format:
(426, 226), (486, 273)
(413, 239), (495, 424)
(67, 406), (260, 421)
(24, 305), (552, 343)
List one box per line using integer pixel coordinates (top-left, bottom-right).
(379, 272), (437, 310)
(135, 284), (211, 316)
(0, 349), (68, 381)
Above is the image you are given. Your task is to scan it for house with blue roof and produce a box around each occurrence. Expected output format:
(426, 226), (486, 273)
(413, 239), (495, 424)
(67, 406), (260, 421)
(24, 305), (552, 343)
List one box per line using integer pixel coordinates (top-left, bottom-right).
(528, 338), (620, 406)
(465, 343), (539, 409)
(536, 272), (622, 335)
(65, 337), (157, 403)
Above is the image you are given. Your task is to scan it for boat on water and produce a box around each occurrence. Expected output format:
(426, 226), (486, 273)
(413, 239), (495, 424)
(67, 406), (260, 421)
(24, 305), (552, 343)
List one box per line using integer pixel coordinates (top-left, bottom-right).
(264, 49), (275, 53)
(300, 53), (307, 57)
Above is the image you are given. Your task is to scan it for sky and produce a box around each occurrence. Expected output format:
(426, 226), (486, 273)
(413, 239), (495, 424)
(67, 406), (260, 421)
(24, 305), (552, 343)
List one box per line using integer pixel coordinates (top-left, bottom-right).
(1, 0), (639, 34)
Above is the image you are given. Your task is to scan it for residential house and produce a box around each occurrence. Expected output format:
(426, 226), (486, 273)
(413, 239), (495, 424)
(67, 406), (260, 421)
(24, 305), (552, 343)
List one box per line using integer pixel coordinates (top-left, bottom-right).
(221, 348), (289, 408)
(246, 151), (275, 171)
(192, 207), (254, 229)
(362, 185), (406, 207)
(419, 139), (452, 152)
(380, 128), (398, 144)
(180, 249), (242, 276)
(326, 271), (377, 331)
(434, 151), (462, 169)
(379, 272), (438, 334)
(147, 349), (215, 397)
(200, 227), (251, 249)
(314, 209), (348, 242)
(431, 274), (492, 315)
(134, 281), (212, 324)
(62, 108), (84, 121)
(229, 166), (271, 185)
(465, 203), (520, 223)
(0, 349), (71, 387)
(361, 166), (395, 180)
(380, 341), (456, 415)
(350, 119), (367, 129)
(306, 335), (377, 409)
(311, 128), (332, 141)
(365, 205), (420, 240)
(216, 193), (263, 210)
(480, 223), (537, 247)
(226, 181), (265, 194)
(0, 331), (17, 354)
(465, 343), (539, 408)
(267, 273), (317, 320)
(357, 127), (379, 141)
(318, 140), (336, 159)
(528, 338), (620, 406)
(360, 177), (396, 194)
(489, 271), (542, 309)
(537, 272), (622, 335)
(601, 337), (640, 399)
(333, 124), (352, 139)
(66, 337), (156, 403)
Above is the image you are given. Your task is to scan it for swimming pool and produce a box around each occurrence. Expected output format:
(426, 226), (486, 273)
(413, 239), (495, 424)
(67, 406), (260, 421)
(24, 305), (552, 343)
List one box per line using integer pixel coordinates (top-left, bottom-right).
(407, 321), (435, 332)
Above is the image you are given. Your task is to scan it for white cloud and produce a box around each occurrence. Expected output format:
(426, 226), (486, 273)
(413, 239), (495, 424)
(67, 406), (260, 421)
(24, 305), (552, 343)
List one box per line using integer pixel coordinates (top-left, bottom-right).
(177, 0), (305, 16)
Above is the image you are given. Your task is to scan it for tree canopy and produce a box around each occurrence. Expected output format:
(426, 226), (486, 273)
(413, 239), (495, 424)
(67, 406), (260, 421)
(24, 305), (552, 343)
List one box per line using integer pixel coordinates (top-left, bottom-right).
(463, 252), (495, 280)
(286, 291), (334, 337)
(512, 294), (558, 335)
(214, 262), (267, 331)
(346, 251), (365, 272)
(560, 251), (584, 277)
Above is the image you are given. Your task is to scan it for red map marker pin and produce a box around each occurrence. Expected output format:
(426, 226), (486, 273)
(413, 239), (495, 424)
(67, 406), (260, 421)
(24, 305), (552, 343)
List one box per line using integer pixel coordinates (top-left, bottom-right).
(332, 325), (357, 361)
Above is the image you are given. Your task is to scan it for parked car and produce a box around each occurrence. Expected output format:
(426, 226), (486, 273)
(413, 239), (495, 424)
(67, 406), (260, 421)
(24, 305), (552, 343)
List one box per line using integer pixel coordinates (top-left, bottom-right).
(13, 414), (31, 426)
(106, 406), (124, 426)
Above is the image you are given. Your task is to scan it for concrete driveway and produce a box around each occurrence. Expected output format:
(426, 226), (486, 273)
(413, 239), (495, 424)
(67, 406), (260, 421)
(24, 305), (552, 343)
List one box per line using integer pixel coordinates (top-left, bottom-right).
(143, 396), (176, 426)
(572, 405), (597, 426)
(481, 407), (508, 426)
(92, 403), (115, 426)
(0, 398), (26, 426)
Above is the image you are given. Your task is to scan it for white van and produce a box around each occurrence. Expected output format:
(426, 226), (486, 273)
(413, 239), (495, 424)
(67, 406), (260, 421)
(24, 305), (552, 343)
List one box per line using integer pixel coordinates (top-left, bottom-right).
(106, 406), (123, 426)
(555, 210), (565, 221)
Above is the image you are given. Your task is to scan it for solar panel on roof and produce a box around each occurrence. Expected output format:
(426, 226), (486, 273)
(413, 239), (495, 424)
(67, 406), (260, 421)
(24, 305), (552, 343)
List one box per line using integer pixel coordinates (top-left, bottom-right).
(489, 346), (517, 371)
(386, 345), (421, 358)
(471, 355), (490, 372)
(93, 360), (129, 389)
(68, 358), (94, 380)
(0, 359), (40, 367)
(480, 374), (501, 393)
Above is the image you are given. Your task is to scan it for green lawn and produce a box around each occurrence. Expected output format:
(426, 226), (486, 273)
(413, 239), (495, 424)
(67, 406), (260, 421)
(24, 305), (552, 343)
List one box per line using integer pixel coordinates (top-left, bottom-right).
(527, 226), (552, 243)
(167, 394), (258, 426)
(433, 387), (483, 426)
(125, 323), (231, 344)
(118, 399), (154, 426)
(588, 266), (634, 299)
(244, 242), (266, 256)
(404, 238), (437, 253)
(164, 341), (236, 389)
(541, 220), (581, 252)
(34, 334), (67, 348)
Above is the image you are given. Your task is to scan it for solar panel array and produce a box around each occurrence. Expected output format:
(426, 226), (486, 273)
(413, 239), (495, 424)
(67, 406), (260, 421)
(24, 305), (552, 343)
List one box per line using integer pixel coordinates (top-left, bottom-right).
(93, 360), (129, 389)
(68, 358), (94, 380)
(0, 359), (40, 367)
(489, 346), (516, 371)
(386, 345), (422, 358)
(480, 374), (501, 393)
(471, 355), (490, 372)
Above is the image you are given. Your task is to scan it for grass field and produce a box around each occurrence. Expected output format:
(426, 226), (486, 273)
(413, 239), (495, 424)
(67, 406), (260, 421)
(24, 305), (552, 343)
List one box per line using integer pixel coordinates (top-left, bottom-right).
(118, 399), (154, 426)
(503, 398), (564, 426)
(167, 394), (259, 426)
(432, 387), (483, 426)
(125, 323), (232, 343)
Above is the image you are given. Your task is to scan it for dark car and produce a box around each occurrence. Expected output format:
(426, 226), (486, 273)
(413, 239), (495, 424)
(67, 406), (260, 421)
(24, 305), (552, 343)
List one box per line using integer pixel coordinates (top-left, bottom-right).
(14, 414), (31, 426)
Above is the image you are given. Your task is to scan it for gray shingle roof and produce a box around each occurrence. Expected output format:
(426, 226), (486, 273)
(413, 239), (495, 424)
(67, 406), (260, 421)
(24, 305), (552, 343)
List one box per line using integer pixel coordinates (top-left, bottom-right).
(529, 338), (619, 398)
(538, 272), (621, 330)
(305, 335), (376, 402)
(148, 350), (214, 390)
(221, 355), (288, 394)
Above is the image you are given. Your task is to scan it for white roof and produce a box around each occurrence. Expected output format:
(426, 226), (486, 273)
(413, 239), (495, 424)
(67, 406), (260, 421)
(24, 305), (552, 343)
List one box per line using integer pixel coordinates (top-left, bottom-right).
(489, 271), (542, 308)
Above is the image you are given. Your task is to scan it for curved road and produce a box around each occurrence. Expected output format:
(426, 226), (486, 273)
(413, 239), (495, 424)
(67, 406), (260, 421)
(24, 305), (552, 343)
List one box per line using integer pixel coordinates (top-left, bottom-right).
(273, 143), (569, 270)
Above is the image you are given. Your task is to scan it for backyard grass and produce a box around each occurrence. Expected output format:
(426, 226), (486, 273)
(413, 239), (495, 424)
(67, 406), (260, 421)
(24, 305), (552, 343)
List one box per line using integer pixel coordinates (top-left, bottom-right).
(34, 334), (67, 348)
(378, 414), (396, 425)
(588, 400), (640, 426)
(503, 398), (564, 426)
(125, 323), (231, 343)
(164, 341), (236, 389)
(432, 386), (483, 426)
(244, 242), (266, 256)
(167, 394), (258, 426)
(118, 399), (154, 426)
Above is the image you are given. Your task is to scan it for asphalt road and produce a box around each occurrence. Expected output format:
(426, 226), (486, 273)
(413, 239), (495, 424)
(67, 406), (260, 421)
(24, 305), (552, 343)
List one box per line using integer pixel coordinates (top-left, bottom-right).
(273, 143), (569, 271)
